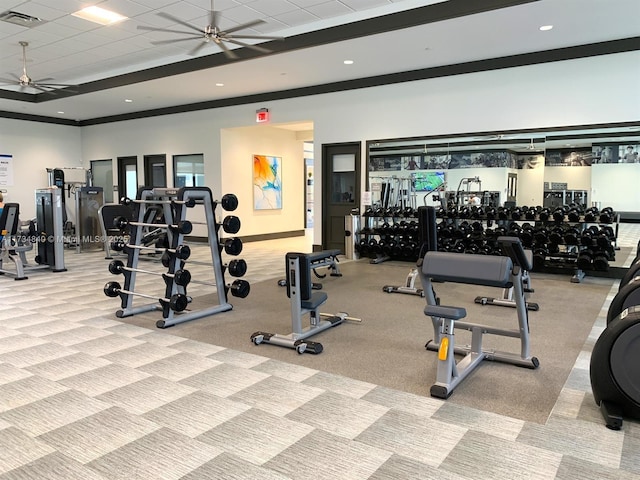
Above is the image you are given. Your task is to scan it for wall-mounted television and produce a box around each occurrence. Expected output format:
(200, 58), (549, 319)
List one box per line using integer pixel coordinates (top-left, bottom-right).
(413, 171), (445, 191)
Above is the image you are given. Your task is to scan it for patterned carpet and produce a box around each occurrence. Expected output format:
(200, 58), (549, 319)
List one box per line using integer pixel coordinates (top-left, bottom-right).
(0, 227), (639, 479)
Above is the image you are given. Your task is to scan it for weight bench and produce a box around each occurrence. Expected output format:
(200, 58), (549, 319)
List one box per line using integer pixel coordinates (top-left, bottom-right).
(474, 243), (539, 311)
(252, 252), (358, 354)
(276, 249), (342, 289)
(420, 236), (539, 399)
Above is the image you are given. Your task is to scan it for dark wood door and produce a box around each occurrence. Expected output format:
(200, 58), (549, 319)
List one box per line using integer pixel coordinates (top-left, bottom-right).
(322, 142), (361, 252)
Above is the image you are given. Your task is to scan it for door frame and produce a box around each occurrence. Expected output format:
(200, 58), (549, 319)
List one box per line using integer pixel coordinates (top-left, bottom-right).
(321, 142), (361, 251)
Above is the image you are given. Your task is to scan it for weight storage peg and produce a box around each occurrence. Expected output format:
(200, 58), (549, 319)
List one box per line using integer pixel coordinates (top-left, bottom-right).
(112, 241), (191, 261)
(113, 216), (193, 235)
(120, 196), (196, 208)
(171, 270), (250, 298)
(103, 281), (189, 312)
(108, 260), (191, 287)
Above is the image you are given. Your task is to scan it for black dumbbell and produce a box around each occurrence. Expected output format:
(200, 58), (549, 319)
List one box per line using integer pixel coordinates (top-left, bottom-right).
(511, 207), (522, 220)
(563, 227), (580, 245)
(549, 226), (565, 245)
(221, 237), (243, 256)
(599, 207), (615, 223)
(113, 216), (193, 235)
(577, 249), (594, 271)
(567, 207), (582, 222)
(220, 193), (239, 212)
(584, 207), (599, 222)
(103, 281), (189, 312)
(552, 207), (566, 222)
(539, 208), (551, 222)
(227, 258), (247, 277)
(222, 216), (241, 234)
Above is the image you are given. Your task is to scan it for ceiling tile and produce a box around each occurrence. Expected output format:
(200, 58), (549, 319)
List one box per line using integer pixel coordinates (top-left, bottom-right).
(273, 8), (319, 27)
(306, 1), (355, 19)
(248, 0), (299, 17)
(340, 0), (390, 11)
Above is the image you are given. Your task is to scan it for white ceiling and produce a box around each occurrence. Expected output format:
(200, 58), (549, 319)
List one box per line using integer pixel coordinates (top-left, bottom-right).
(0, 0), (638, 122)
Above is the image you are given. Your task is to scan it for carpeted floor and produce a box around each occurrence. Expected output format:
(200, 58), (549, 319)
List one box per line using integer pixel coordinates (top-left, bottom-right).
(117, 259), (615, 425)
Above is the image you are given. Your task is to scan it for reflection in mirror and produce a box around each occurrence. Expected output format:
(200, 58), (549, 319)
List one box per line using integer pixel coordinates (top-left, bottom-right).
(366, 123), (640, 217)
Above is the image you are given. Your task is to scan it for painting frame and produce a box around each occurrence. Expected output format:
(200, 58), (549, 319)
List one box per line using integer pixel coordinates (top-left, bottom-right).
(253, 154), (282, 210)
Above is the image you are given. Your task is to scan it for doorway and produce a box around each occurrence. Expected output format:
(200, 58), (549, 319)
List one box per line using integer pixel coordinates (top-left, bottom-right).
(322, 142), (361, 252)
(91, 159), (113, 203)
(144, 154), (167, 188)
(117, 156), (138, 201)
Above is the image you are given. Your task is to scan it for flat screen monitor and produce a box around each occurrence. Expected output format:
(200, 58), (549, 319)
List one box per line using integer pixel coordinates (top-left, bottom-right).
(414, 171), (445, 192)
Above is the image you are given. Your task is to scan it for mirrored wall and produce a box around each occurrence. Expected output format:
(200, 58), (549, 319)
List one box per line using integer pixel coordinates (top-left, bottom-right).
(366, 123), (640, 217)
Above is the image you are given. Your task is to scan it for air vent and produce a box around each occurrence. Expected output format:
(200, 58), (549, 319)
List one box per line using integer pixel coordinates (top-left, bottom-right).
(0, 10), (46, 27)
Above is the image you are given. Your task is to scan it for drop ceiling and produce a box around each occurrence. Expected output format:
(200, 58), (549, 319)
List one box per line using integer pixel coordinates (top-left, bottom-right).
(0, 0), (638, 124)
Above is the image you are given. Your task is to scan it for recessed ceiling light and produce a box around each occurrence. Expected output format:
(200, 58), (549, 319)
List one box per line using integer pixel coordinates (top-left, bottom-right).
(124, 99), (133, 103)
(215, 83), (224, 87)
(57, 111), (64, 114)
(539, 25), (553, 31)
(72, 6), (128, 25)
(343, 60), (354, 65)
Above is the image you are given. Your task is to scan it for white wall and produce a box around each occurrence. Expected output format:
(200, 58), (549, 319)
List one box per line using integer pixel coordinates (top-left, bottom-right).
(0, 118), (82, 220)
(517, 157), (545, 207)
(220, 125), (305, 237)
(544, 166), (592, 192)
(591, 164), (640, 212)
(5, 51), (639, 244)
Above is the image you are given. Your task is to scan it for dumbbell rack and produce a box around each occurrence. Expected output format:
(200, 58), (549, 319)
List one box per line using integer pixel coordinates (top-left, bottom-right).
(355, 208), (422, 264)
(109, 186), (245, 328)
(431, 204), (620, 283)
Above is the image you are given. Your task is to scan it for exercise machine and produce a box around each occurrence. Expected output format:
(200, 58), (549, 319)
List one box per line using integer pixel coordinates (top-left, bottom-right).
(251, 252), (360, 354)
(35, 188), (67, 272)
(474, 247), (539, 311)
(420, 236), (539, 398)
(590, 304), (640, 430)
(0, 191), (66, 280)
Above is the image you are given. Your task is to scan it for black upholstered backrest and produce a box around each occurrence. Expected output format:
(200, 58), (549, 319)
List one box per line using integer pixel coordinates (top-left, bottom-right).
(285, 252), (312, 301)
(0, 203), (20, 236)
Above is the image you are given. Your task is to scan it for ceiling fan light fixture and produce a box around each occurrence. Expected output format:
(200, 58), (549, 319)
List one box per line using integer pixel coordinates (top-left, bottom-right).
(72, 6), (128, 26)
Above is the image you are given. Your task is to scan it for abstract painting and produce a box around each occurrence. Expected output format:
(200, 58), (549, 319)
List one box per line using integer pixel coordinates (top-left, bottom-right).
(253, 154), (282, 209)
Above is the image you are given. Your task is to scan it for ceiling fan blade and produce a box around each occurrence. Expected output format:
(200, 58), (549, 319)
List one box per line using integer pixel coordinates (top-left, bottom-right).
(216, 40), (238, 60)
(33, 77), (54, 83)
(186, 41), (209, 56)
(138, 25), (201, 36)
(7, 72), (20, 81)
(224, 38), (270, 54)
(225, 34), (284, 41)
(0, 77), (17, 84)
(157, 12), (204, 34)
(30, 84), (51, 92)
(223, 19), (265, 34)
(151, 36), (202, 46)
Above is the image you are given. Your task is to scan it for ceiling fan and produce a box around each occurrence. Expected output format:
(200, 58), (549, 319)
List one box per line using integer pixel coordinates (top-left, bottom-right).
(0, 41), (77, 94)
(138, 1), (284, 59)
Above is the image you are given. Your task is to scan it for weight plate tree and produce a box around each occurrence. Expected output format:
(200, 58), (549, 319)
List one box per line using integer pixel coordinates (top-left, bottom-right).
(590, 305), (640, 430)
